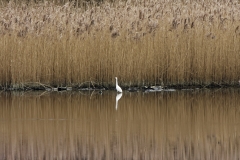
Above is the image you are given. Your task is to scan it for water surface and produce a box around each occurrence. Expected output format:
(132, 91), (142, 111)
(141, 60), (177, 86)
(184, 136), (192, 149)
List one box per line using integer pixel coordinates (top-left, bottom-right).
(0, 89), (240, 159)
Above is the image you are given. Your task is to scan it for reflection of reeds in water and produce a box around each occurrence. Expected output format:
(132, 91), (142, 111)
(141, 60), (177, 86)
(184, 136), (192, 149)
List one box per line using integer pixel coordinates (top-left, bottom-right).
(1, 1), (240, 87)
(0, 89), (240, 159)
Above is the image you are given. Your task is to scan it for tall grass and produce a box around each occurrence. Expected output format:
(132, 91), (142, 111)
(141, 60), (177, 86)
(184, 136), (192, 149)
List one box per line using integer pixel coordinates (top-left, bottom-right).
(0, 0), (240, 88)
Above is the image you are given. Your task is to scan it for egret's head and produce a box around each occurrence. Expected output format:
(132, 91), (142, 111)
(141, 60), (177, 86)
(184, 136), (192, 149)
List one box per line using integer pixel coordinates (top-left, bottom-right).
(115, 77), (117, 79)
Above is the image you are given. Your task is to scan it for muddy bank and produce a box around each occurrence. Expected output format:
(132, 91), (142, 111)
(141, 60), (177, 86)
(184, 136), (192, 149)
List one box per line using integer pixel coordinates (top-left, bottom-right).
(1, 82), (239, 92)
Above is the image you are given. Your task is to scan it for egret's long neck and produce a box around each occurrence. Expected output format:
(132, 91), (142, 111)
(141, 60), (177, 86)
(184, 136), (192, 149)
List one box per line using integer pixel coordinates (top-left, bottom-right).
(116, 78), (118, 85)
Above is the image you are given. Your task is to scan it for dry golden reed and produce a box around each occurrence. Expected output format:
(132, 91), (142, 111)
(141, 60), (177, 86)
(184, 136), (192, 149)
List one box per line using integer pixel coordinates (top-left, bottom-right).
(0, 0), (240, 88)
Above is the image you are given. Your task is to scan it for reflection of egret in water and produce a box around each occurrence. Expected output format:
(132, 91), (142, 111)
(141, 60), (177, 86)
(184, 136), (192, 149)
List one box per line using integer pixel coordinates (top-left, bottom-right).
(115, 93), (122, 110)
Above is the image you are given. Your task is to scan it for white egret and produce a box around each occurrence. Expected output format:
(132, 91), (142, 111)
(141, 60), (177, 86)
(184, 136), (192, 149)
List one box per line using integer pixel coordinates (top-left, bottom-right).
(115, 77), (122, 92)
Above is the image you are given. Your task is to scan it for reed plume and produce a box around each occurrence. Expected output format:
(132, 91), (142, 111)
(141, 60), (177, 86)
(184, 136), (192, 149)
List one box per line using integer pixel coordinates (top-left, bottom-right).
(0, 0), (240, 88)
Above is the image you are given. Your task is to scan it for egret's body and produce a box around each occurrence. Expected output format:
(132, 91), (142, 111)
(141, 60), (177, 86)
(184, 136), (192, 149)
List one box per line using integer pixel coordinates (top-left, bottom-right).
(115, 77), (122, 92)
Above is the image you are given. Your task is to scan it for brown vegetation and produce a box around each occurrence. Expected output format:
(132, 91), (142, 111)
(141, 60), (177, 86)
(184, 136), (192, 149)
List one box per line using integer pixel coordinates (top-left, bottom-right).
(0, 0), (240, 88)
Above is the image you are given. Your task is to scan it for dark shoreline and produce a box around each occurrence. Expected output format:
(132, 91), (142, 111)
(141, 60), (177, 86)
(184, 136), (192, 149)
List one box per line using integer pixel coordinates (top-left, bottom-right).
(1, 82), (239, 92)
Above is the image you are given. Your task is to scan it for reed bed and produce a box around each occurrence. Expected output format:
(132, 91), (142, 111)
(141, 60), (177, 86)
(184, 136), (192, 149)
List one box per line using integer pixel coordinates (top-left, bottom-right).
(0, 0), (240, 88)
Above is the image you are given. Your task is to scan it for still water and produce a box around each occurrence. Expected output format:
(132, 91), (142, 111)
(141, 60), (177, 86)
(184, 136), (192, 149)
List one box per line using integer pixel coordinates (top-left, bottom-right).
(0, 89), (240, 160)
